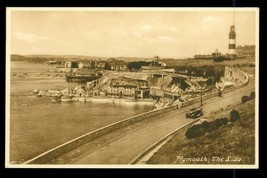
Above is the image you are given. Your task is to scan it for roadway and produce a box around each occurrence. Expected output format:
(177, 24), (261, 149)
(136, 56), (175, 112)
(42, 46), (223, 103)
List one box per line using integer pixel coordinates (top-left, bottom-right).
(48, 78), (255, 164)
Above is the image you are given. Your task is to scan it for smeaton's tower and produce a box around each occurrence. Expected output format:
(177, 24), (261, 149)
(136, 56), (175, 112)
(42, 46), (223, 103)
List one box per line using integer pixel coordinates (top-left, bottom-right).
(228, 25), (236, 59)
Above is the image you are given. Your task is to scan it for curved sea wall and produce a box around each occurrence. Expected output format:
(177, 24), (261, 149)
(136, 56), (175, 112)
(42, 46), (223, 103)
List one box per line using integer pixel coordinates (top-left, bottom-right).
(24, 105), (178, 164)
(24, 69), (248, 164)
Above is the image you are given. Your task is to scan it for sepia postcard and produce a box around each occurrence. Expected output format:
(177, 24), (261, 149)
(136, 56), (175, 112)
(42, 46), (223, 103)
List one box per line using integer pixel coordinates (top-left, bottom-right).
(6, 7), (259, 168)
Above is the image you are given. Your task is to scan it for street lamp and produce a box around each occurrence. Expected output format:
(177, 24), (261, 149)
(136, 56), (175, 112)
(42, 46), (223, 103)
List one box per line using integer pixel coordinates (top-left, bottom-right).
(200, 86), (203, 106)
(211, 76), (214, 93)
(200, 81), (206, 107)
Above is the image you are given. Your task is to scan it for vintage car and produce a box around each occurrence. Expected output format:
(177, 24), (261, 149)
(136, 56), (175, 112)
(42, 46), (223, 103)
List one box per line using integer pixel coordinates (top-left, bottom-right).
(186, 107), (204, 119)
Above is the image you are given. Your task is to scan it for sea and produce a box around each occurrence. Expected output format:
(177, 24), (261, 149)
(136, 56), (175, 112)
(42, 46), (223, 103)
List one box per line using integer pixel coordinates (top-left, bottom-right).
(8, 61), (153, 163)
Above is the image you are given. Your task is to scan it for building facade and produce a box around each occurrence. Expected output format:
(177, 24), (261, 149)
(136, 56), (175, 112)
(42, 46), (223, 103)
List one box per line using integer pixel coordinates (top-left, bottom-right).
(212, 49), (221, 58)
(236, 45), (255, 59)
(105, 77), (150, 99)
(194, 54), (213, 59)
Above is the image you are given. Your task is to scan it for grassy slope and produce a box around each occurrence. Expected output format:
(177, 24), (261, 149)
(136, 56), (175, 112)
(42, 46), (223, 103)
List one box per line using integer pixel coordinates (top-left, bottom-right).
(239, 66), (256, 75)
(160, 58), (255, 67)
(147, 99), (255, 164)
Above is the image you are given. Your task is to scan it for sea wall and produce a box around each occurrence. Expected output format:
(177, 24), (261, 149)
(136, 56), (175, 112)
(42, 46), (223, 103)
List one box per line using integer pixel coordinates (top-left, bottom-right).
(25, 104), (178, 164)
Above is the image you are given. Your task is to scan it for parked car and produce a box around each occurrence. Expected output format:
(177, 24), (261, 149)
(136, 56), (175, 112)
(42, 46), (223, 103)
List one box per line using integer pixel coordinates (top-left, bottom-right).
(186, 107), (204, 119)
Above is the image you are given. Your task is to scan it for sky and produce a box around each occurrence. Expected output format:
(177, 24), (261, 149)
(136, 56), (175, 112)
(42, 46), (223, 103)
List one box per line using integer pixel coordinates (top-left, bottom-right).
(8, 8), (257, 58)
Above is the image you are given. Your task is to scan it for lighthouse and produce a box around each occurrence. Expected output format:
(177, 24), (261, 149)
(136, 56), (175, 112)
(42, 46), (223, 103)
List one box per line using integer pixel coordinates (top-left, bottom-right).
(228, 25), (236, 59)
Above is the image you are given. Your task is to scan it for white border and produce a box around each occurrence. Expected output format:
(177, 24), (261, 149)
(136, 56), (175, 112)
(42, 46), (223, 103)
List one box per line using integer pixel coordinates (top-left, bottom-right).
(255, 7), (260, 169)
(6, 8), (11, 168)
(5, 7), (259, 169)
(6, 7), (258, 11)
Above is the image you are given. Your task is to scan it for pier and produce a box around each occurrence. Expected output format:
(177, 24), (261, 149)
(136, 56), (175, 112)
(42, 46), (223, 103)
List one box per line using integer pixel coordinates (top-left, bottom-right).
(65, 74), (101, 82)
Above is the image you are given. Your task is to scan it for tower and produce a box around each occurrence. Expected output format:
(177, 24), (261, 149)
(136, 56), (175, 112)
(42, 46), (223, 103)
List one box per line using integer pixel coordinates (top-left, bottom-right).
(228, 25), (236, 59)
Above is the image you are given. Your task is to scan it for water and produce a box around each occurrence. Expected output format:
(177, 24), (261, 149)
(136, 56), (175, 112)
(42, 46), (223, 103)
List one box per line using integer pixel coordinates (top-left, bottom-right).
(9, 61), (153, 163)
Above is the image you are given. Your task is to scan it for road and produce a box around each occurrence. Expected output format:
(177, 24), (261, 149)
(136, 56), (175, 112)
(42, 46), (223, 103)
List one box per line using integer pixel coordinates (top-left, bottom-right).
(48, 79), (255, 164)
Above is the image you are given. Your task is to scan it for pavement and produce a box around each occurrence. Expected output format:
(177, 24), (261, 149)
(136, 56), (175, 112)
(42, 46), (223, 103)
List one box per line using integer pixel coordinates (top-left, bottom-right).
(48, 78), (255, 165)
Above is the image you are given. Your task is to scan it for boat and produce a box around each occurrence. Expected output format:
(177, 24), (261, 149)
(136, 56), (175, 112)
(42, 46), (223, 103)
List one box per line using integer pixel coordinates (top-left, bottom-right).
(61, 95), (73, 102)
(52, 96), (61, 103)
(36, 94), (42, 97)
(48, 90), (62, 96)
(33, 89), (39, 94)
(36, 90), (47, 97)
(72, 97), (86, 102)
(20, 103), (28, 107)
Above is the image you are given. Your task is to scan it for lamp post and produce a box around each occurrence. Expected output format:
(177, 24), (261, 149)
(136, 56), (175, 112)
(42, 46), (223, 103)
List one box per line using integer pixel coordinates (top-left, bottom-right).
(200, 86), (203, 106)
(212, 61), (217, 94)
(211, 76), (213, 93)
(200, 82), (206, 107)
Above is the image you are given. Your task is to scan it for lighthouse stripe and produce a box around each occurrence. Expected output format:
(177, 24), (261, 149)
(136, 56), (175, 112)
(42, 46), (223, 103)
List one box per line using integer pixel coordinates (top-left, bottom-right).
(228, 44), (236, 49)
(229, 39), (235, 44)
(229, 33), (236, 39)
(228, 49), (236, 54)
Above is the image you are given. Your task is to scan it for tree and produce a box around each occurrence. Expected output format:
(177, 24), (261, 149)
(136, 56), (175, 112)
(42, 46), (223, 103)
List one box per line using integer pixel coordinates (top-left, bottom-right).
(230, 109), (240, 122)
(241, 95), (250, 104)
(213, 56), (225, 62)
(104, 62), (111, 70)
(250, 92), (255, 100)
(127, 61), (151, 70)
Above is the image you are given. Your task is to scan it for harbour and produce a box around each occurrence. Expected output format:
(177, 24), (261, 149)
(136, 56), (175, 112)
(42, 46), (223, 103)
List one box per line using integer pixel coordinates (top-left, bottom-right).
(9, 61), (153, 163)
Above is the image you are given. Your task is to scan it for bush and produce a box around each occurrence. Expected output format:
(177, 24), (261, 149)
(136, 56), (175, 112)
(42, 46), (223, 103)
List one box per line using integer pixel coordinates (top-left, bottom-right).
(250, 92), (255, 100)
(185, 127), (205, 139)
(186, 118), (230, 139)
(241, 95), (250, 104)
(220, 117), (229, 125)
(201, 121), (209, 129)
(213, 56), (225, 62)
(206, 121), (219, 132)
(230, 109), (240, 122)
(215, 118), (229, 127)
(190, 124), (203, 130)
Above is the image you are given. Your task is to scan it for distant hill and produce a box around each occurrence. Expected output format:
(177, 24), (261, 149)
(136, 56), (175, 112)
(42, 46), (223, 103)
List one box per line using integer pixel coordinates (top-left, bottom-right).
(11, 54), (190, 63)
(11, 54), (155, 62)
(116, 56), (152, 62)
(11, 54), (104, 62)
(24, 55), (104, 60)
(23, 55), (149, 61)
(10, 54), (28, 61)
